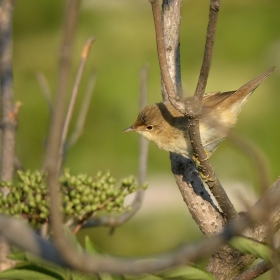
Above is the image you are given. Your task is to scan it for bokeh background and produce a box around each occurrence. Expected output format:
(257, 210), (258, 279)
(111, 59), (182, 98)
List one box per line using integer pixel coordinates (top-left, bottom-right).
(11, 0), (280, 278)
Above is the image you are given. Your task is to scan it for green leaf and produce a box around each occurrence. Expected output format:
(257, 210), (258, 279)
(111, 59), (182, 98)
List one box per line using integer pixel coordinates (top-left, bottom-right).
(229, 236), (272, 263)
(98, 273), (115, 280)
(0, 269), (61, 280)
(64, 226), (83, 252)
(71, 271), (99, 280)
(19, 252), (69, 279)
(8, 256), (68, 280)
(84, 235), (102, 254)
(156, 265), (215, 280)
(8, 252), (28, 261)
(124, 275), (161, 280)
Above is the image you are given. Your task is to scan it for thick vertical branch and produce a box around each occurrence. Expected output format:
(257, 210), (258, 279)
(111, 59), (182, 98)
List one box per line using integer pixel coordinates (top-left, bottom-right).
(0, 0), (18, 271)
(149, 0), (185, 113)
(161, 0), (182, 100)
(0, 0), (16, 192)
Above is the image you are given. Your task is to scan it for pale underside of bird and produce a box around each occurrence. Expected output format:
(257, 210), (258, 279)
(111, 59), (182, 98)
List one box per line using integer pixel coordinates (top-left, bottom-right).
(124, 67), (275, 158)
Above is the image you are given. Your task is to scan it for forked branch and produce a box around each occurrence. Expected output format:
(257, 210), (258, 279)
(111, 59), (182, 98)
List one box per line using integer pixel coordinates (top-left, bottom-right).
(150, 0), (237, 221)
(187, 0), (238, 221)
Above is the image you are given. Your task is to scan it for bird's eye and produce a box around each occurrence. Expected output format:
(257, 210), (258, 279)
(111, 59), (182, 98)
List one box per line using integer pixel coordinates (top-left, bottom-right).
(146, 125), (153, 130)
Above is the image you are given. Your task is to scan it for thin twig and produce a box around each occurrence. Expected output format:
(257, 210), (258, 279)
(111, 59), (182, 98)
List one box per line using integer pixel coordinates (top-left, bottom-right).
(43, 0), (80, 171)
(36, 71), (53, 114)
(40, 222), (49, 238)
(228, 131), (271, 192)
(66, 71), (96, 149)
(83, 65), (150, 229)
(139, 63), (149, 185)
(44, 0), (81, 271)
(59, 37), (95, 166)
(194, 0), (220, 103)
(234, 261), (272, 280)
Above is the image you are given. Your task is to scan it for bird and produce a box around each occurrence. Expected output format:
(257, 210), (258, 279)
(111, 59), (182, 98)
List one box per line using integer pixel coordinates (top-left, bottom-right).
(124, 67), (275, 158)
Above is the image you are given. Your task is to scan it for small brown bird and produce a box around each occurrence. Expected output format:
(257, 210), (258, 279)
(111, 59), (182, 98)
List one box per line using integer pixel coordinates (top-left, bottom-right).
(124, 67), (275, 158)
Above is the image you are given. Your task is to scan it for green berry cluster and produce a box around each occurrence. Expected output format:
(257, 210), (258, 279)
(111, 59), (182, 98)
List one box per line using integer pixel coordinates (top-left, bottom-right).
(0, 170), (48, 227)
(0, 169), (145, 228)
(60, 169), (139, 221)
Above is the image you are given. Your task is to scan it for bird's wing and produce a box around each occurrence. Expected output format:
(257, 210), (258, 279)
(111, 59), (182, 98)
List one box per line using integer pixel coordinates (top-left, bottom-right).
(201, 91), (236, 116)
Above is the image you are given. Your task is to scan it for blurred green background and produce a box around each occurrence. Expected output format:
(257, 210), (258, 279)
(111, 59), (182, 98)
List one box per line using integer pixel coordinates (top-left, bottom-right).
(11, 0), (280, 278)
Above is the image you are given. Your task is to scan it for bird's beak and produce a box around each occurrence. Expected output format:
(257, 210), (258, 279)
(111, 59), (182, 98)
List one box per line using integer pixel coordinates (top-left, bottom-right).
(123, 126), (135, 133)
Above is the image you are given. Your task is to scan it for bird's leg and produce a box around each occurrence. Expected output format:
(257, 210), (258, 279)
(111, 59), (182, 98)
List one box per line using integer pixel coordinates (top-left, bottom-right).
(192, 152), (215, 183)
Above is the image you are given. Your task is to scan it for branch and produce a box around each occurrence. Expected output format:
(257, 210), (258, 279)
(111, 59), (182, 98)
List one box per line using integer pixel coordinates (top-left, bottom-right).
(83, 65), (150, 229)
(0, 214), (230, 274)
(187, 0), (238, 221)
(150, 0), (236, 220)
(170, 154), (225, 236)
(151, 0), (230, 236)
(193, 0), (219, 102)
(149, 0), (184, 110)
(43, 0), (82, 271)
(234, 261), (272, 280)
(161, 0), (183, 100)
(2, 177), (280, 274)
(207, 177), (280, 278)
(0, 0), (20, 270)
(150, 0), (229, 236)
(59, 37), (95, 166)
(0, 0), (16, 194)
(66, 70), (96, 149)
(43, 0), (80, 170)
